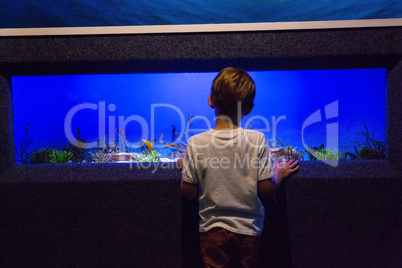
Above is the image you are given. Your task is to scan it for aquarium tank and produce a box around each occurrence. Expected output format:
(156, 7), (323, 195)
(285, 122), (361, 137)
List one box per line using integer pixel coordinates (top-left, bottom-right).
(12, 69), (385, 164)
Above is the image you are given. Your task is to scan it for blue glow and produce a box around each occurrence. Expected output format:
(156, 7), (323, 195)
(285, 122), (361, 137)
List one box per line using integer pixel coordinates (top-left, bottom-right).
(12, 69), (385, 162)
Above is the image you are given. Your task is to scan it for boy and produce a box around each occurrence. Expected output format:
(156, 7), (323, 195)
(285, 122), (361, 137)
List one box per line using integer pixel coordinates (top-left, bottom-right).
(180, 67), (298, 268)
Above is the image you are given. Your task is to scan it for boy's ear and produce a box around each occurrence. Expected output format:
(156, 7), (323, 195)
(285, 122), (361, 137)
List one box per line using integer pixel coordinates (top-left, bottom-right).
(243, 103), (254, 116)
(208, 95), (215, 108)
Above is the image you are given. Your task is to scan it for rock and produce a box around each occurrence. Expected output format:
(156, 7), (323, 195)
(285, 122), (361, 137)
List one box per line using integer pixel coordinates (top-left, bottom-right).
(270, 147), (300, 160)
(108, 153), (139, 162)
(270, 148), (286, 160)
(160, 158), (178, 163)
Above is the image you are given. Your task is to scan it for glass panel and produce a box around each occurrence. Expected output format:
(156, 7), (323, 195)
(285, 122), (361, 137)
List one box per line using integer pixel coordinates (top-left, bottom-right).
(12, 69), (385, 163)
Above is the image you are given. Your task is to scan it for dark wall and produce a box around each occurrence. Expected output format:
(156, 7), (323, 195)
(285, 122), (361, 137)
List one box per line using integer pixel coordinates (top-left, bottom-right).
(1, 164), (182, 268)
(0, 28), (401, 76)
(1, 27), (402, 267)
(286, 175), (402, 267)
(0, 76), (13, 175)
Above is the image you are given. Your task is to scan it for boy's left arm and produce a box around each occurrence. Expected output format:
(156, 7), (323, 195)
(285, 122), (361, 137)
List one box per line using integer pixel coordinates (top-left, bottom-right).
(273, 159), (299, 187)
(257, 136), (299, 198)
(258, 159), (299, 199)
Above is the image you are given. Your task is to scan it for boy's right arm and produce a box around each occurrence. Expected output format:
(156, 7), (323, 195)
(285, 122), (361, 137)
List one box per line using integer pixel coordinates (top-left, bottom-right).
(181, 180), (198, 200)
(258, 179), (277, 199)
(179, 146), (198, 200)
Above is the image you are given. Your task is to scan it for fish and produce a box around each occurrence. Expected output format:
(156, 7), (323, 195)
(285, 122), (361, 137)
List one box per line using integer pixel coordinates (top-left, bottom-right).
(143, 139), (153, 154)
(171, 125), (176, 142)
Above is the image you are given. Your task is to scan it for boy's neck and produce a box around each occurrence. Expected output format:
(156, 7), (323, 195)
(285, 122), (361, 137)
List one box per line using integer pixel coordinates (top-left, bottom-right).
(214, 117), (240, 130)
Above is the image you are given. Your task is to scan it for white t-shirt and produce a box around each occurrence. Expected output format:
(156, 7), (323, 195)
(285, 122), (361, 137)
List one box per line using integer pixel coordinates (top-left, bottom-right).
(182, 127), (274, 236)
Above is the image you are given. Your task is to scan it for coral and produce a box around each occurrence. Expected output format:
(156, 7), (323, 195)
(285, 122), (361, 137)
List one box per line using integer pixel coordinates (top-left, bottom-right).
(117, 129), (138, 153)
(89, 136), (121, 163)
(350, 123), (385, 160)
(87, 129), (162, 163)
(87, 129), (132, 163)
(267, 138), (285, 149)
(15, 122), (35, 164)
(50, 150), (73, 164)
(164, 142), (186, 157)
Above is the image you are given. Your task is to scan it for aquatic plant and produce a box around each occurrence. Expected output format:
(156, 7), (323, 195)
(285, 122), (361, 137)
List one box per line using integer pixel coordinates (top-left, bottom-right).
(137, 148), (161, 162)
(357, 147), (385, 160)
(31, 147), (55, 164)
(15, 122), (35, 164)
(350, 123), (385, 159)
(64, 128), (88, 163)
(50, 150), (73, 164)
(343, 151), (358, 160)
(303, 145), (347, 161)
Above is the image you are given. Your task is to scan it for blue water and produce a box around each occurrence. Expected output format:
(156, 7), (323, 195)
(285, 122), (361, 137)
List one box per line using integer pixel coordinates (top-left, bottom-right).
(0, 0), (401, 28)
(13, 69), (385, 161)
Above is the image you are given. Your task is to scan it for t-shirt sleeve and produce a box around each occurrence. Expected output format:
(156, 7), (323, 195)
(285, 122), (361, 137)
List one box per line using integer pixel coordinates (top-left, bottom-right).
(182, 141), (199, 184)
(258, 137), (274, 181)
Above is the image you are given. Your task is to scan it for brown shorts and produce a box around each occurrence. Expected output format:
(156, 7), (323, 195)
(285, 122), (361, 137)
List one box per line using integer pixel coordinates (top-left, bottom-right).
(200, 227), (261, 268)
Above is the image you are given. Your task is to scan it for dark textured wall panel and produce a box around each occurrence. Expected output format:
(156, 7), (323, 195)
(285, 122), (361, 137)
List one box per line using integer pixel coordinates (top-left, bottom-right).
(286, 176), (402, 268)
(387, 60), (402, 163)
(0, 165), (182, 267)
(0, 75), (13, 174)
(0, 28), (401, 75)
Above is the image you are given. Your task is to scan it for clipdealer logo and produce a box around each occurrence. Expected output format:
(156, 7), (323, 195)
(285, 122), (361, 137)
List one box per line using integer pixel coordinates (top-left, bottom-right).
(63, 100), (341, 169)
(301, 100), (339, 167)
